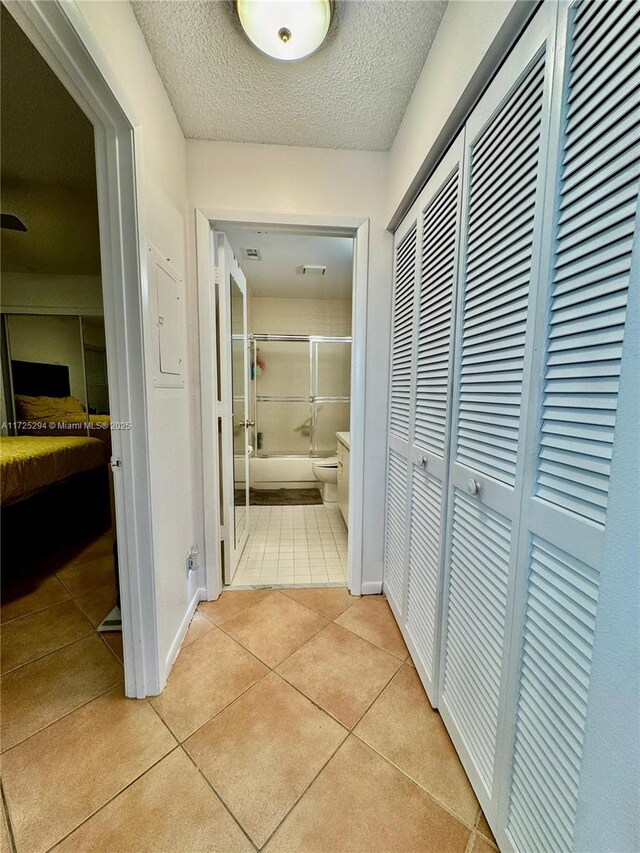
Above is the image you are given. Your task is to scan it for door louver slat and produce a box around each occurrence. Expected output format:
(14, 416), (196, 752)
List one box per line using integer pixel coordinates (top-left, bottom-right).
(390, 226), (417, 440)
(384, 449), (408, 613)
(508, 537), (598, 853)
(415, 169), (459, 454)
(456, 54), (546, 486)
(443, 491), (511, 788)
(534, 0), (640, 526)
(406, 471), (443, 680)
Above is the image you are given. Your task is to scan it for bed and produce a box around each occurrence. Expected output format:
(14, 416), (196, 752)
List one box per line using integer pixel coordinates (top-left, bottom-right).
(14, 394), (112, 453)
(0, 435), (107, 506)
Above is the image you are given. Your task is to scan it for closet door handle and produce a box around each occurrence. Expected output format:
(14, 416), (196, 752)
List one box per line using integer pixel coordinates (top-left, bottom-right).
(467, 478), (481, 496)
(417, 454), (427, 468)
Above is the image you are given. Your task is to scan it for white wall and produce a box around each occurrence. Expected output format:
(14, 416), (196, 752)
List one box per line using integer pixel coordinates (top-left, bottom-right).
(1, 273), (104, 315)
(187, 140), (392, 591)
(76, 0), (196, 684)
(250, 296), (351, 336)
(387, 0), (516, 223)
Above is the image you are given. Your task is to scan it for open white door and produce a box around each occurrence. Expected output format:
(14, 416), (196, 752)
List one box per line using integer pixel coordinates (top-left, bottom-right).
(216, 232), (250, 584)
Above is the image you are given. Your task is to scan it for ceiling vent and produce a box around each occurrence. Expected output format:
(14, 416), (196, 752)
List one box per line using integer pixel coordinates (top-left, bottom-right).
(242, 247), (262, 260)
(302, 265), (326, 276)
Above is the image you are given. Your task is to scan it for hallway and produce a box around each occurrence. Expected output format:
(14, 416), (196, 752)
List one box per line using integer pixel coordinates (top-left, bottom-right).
(2, 589), (497, 852)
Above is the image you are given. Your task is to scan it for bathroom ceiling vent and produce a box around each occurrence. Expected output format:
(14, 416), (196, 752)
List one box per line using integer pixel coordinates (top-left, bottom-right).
(242, 247), (262, 260)
(302, 265), (326, 276)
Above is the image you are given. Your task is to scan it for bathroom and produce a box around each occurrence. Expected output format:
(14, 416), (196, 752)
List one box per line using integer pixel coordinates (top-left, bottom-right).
(225, 229), (354, 588)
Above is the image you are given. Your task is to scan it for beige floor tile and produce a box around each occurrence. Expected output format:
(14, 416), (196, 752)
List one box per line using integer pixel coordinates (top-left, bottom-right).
(472, 832), (498, 853)
(281, 587), (359, 620)
(73, 582), (117, 628)
(0, 572), (70, 624)
(151, 628), (267, 741)
(67, 532), (114, 566)
(102, 632), (124, 663)
(1, 796), (12, 853)
(276, 622), (401, 728)
(354, 664), (479, 824)
(182, 610), (215, 647)
(55, 555), (116, 598)
(1, 634), (123, 751)
(198, 588), (274, 625)
(476, 811), (498, 847)
(221, 592), (328, 668)
(2, 686), (175, 853)
(265, 736), (471, 853)
(186, 672), (346, 847)
(0, 600), (93, 674)
(53, 748), (252, 853)
(335, 594), (408, 659)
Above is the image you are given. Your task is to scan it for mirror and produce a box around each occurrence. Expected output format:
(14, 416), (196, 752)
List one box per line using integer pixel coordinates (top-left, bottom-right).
(5, 314), (88, 433)
(81, 317), (109, 414)
(230, 275), (247, 546)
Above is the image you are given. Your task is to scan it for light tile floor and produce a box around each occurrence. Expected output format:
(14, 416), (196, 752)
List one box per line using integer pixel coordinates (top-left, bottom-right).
(231, 504), (348, 587)
(1, 587), (500, 852)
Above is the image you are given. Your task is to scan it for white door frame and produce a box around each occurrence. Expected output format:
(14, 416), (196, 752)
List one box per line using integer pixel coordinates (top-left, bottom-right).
(196, 209), (369, 600)
(215, 233), (250, 583)
(5, 0), (160, 697)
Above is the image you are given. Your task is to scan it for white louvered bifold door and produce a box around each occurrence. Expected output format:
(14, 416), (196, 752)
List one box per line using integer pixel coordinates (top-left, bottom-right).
(437, 3), (557, 816)
(384, 215), (418, 617)
(402, 135), (464, 704)
(501, 2), (640, 851)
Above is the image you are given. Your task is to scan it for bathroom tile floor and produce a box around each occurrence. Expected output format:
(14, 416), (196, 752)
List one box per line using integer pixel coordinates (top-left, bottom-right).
(1, 588), (499, 852)
(230, 504), (348, 587)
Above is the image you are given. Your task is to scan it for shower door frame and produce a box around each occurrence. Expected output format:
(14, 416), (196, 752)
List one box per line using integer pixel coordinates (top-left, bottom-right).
(251, 333), (352, 459)
(196, 210), (370, 599)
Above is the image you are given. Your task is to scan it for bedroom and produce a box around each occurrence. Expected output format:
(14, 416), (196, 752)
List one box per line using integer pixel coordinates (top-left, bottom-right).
(0, 4), (123, 711)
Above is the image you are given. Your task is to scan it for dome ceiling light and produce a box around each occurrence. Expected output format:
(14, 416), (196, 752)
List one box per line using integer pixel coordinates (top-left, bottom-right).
(235, 0), (334, 62)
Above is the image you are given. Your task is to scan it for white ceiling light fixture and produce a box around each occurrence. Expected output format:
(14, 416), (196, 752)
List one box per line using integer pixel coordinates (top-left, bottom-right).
(235, 0), (334, 62)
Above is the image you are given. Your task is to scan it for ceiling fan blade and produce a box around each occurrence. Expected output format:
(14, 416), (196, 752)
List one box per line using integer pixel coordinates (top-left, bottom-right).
(1, 214), (27, 232)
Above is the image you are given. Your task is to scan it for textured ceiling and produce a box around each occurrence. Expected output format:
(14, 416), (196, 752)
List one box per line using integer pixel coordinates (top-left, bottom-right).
(1, 7), (101, 276)
(224, 230), (353, 298)
(131, 0), (448, 151)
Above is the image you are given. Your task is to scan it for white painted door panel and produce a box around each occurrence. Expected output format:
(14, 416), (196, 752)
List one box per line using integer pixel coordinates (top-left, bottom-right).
(501, 2), (640, 851)
(404, 136), (464, 704)
(384, 211), (418, 617)
(216, 233), (250, 584)
(438, 1), (557, 814)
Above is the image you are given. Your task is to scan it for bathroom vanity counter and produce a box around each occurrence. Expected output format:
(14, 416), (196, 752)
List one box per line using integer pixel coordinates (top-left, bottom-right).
(336, 433), (350, 526)
(336, 432), (351, 451)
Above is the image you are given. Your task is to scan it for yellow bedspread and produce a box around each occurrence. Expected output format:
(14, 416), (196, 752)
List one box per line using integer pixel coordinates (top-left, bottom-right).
(0, 436), (107, 506)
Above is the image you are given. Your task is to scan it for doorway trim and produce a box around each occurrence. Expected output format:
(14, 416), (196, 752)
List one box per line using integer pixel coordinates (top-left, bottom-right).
(5, 0), (160, 697)
(196, 209), (370, 600)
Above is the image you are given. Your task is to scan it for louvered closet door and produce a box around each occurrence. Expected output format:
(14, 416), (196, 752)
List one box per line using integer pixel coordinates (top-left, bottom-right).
(402, 134), (464, 704)
(438, 3), (556, 811)
(504, 3), (640, 851)
(384, 213), (419, 617)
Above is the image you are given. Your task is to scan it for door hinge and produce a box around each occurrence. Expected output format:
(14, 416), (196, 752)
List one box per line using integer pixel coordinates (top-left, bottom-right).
(219, 525), (225, 542)
(214, 266), (220, 287)
(110, 456), (122, 470)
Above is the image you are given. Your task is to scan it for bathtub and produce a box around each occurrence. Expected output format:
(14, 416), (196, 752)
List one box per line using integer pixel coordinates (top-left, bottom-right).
(235, 456), (320, 490)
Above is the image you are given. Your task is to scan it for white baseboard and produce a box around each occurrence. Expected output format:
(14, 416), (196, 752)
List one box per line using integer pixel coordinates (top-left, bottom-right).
(164, 586), (206, 679)
(361, 580), (383, 595)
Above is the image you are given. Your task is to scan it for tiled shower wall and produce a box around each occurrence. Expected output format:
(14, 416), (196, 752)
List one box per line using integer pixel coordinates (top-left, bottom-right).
(250, 297), (352, 337)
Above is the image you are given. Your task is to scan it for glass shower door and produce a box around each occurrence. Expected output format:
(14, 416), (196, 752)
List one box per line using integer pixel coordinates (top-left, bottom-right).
(312, 340), (351, 456)
(254, 339), (311, 457)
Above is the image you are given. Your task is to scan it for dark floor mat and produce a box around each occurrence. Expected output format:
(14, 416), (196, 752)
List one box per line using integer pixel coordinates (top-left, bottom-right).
(236, 488), (324, 506)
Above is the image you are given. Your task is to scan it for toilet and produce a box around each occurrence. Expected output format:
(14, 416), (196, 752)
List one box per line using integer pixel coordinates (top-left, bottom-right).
(312, 456), (339, 502)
